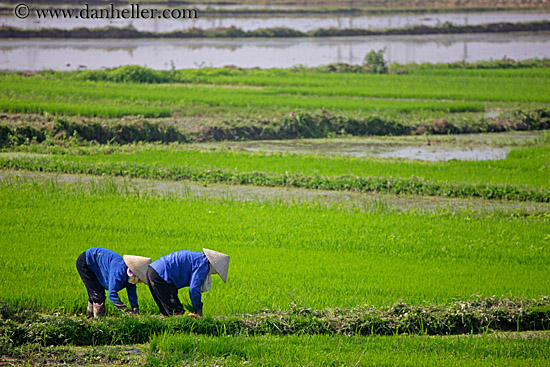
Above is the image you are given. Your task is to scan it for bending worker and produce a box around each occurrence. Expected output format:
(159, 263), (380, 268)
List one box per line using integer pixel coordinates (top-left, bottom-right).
(146, 248), (229, 317)
(76, 247), (151, 318)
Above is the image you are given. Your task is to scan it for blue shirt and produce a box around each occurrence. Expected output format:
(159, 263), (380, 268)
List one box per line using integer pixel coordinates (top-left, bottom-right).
(149, 250), (210, 313)
(85, 247), (138, 311)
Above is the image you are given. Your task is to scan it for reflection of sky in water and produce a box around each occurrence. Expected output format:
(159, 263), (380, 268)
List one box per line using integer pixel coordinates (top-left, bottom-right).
(1, 33), (549, 70)
(225, 140), (511, 161)
(2, 11), (550, 32)
(374, 146), (509, 161)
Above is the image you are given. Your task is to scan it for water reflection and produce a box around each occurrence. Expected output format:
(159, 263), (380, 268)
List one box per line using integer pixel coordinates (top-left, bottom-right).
(1, 33), (549, 70)
(1, 11), (549, 32)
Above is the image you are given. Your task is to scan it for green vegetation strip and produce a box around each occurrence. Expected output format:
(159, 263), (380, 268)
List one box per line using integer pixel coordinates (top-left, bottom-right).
(1, 297), (549, 347)
(147, 332), (550, 367)
(1, 156), (547, 202)
(2, 66), (549, 130)
(1, 143), (549, 201)
(0, 72), (493, 119)
(5, 332), (550, 367)
(1, 21), (549, 39)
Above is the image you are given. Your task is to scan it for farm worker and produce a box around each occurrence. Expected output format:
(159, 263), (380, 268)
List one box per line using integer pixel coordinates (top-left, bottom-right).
(75, 247), (151, 318)
(146, 248), (229, 317)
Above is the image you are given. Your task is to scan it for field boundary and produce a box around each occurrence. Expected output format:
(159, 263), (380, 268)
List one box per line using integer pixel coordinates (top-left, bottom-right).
(1, 297), (549, 347)
(1, 156), (548, 202)
(1, 109), (549, 146)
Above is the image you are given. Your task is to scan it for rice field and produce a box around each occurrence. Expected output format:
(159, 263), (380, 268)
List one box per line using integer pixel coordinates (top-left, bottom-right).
(7, 143), (547, 188)
(147, 332), (550, 367)
(1, 177), (548, 315)
(1, 173), (549, 364)
(2, 66), (549, 120)
(1, 61), (550, 365)
(1, 143), (549, 203)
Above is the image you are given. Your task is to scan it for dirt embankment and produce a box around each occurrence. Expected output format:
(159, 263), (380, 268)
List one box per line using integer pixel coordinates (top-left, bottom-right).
(2, 109), (549, 147)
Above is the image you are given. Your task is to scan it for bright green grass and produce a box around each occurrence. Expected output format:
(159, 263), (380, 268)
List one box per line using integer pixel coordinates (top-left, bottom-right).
(148, 332), (550, 367)
(0, 74), (484, 118)
(0, 178), (548, 316)
(14, 143), (550, 189)
(5, 67), (550, 118)
(175, 67), (550, 103)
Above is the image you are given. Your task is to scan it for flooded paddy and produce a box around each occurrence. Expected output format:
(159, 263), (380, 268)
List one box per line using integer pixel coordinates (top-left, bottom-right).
(2, 10), (549, 32)
(2, 32), (549, 70)
(196, 131), (543, 160)
(2, 169), (548, 214)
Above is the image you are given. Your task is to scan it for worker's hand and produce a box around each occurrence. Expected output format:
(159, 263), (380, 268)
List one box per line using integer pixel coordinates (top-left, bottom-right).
(132, 307), (139, 314)
(186, 312), (201, 319)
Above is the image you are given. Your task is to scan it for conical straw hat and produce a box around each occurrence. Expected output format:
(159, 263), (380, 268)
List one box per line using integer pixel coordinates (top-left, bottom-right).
(123, 255), (152, 286)
(203, 248), (230, 283)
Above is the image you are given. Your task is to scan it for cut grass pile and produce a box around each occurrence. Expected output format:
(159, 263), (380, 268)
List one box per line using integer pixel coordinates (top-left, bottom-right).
(2, 295), (550, 346)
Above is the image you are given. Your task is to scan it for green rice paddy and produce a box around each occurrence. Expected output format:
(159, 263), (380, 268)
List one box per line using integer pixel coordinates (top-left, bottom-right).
(1, 61), (549, 365)
(2, 66), (549, 120)
(1, 177), (548, 315)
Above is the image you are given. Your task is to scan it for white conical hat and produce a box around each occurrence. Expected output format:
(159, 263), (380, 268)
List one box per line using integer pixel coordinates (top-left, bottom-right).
(123, 255), (152, 286)
(203, 248), (230, 283)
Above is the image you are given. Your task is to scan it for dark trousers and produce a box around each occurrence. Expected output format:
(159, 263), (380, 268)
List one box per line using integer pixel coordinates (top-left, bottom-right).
(76, 251), (106, 304)
(146, 267), (184, 316)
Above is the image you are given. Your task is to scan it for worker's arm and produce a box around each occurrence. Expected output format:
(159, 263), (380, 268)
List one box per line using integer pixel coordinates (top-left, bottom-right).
(108, 288), (130, 312)
(188, 280), (203, 315)
(188, 265), (210, 316)
(108, 273), (131, 313)
(126, 283), (139, 313)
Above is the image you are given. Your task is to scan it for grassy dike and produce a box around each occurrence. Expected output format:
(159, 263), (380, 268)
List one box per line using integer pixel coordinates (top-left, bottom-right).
(1, 142), (549, 201)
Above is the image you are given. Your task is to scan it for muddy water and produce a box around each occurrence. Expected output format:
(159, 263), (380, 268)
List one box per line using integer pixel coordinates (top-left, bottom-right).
(196, 131), (545, 161)
(213, 141), (510, 161)
(2, 11), (549, 32)
(374, 146), (508, 161)
(2, 170), (548, 214)
(1, 32), (549, 70)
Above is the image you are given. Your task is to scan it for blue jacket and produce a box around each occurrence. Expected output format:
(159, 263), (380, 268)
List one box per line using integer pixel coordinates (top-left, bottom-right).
(149, 251), (210, 313)
(85, 247), (138, 311)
